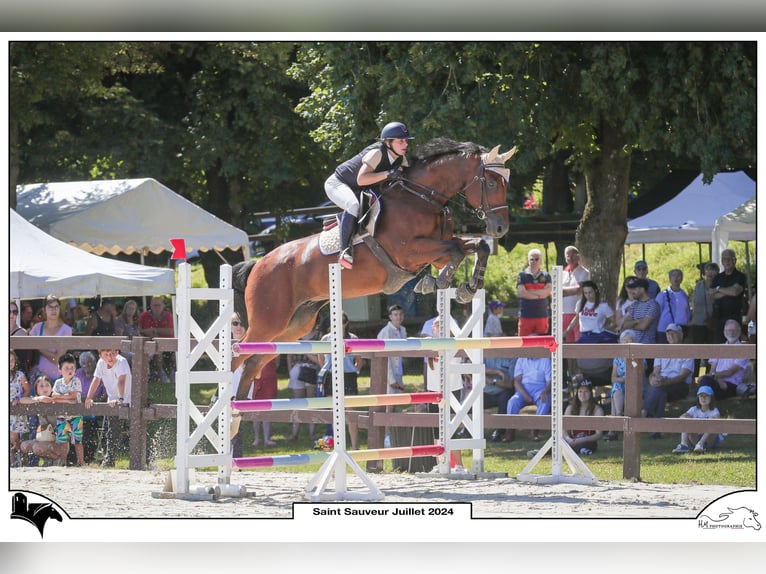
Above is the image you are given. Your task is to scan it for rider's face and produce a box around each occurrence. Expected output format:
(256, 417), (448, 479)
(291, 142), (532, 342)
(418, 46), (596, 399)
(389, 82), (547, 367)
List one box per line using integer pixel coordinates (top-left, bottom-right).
(389, 138), (409, 156)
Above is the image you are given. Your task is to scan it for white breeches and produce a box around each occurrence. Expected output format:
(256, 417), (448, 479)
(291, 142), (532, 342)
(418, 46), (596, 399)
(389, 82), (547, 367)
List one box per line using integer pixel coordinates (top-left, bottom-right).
(325, 174), (361, 217)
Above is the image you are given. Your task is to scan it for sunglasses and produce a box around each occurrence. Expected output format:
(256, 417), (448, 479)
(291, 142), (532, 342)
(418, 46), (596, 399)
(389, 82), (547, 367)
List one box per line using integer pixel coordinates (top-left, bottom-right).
(231, 321), (242, 327)
(529, 257), (540, 261)
(46, 304), (60, 310)
(10, 309), (18, 315)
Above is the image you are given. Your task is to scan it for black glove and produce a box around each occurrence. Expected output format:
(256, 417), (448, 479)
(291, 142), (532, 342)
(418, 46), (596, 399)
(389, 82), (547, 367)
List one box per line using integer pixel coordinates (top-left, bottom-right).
(387, 169), (404, 181)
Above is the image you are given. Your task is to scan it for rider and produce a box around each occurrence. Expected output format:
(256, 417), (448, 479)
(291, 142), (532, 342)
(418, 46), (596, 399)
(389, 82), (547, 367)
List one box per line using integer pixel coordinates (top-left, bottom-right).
(324, 121), (414, 269)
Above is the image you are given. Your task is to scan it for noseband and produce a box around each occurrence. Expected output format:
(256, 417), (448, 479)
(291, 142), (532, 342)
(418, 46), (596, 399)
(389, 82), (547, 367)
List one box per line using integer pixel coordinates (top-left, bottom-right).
(457, 160), (509, 221)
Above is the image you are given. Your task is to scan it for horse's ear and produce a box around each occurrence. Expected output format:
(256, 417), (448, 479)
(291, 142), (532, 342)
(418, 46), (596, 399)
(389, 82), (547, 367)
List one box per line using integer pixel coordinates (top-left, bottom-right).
(484, 145), (501, 163)
(498, 146), (518, 164)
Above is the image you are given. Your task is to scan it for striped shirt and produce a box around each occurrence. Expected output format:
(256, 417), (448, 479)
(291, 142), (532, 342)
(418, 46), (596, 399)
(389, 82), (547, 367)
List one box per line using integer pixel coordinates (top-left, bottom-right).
(629, 298), (661, 343)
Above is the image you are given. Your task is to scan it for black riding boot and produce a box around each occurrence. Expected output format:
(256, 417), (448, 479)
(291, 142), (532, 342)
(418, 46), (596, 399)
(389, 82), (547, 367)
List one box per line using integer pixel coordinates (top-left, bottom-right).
(338, 211), (358, 269)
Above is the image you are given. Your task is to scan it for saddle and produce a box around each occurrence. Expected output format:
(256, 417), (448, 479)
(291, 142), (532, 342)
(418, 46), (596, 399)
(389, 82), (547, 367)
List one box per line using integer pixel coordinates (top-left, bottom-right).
(318, 191), (381, 256)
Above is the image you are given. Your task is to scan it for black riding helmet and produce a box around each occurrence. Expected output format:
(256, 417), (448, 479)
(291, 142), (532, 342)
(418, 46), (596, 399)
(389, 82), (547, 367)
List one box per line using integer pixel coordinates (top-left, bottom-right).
(379, 122), (414, 141)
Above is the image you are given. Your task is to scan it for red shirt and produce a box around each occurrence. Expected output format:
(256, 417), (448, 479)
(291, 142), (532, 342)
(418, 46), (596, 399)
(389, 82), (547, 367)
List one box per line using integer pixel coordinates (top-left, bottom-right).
(139, 309), (174, 336)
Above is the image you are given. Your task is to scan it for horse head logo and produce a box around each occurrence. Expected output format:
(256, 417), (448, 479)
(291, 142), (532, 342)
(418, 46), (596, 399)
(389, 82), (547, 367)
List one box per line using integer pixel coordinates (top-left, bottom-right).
(11, 492), (65, 538)
(699, 507), (761, 531)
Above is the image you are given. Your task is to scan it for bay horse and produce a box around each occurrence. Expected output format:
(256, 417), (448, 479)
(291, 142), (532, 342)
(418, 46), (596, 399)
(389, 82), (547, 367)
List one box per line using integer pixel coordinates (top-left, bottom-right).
(232, 137), (517, 399)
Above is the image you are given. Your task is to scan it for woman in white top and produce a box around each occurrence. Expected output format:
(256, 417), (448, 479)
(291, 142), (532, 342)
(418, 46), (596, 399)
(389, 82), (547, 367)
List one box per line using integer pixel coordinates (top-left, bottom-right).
(565, 280), (617, 344)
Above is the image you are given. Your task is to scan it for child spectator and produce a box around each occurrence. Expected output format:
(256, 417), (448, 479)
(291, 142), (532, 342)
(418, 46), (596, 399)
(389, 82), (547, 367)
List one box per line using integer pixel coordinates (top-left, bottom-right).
(484, 300), (506, 337)
(604, 329), (646, 441)
(52, 353), (84, 466)
(671, 385), (723, 454)
(564, 378), (604, 455)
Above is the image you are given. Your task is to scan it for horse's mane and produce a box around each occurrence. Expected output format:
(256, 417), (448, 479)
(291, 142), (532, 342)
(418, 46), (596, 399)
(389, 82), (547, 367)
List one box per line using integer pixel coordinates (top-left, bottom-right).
(410, 137), (485, 165)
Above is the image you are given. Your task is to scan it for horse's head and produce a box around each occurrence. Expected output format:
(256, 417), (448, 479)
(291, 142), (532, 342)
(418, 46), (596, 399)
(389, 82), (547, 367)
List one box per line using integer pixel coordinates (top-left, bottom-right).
(471, 144), (517, 237)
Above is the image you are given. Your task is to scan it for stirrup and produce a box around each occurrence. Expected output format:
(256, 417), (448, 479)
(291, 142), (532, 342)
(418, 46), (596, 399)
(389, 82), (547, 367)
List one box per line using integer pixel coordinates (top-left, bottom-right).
(339, 249), (354, 269)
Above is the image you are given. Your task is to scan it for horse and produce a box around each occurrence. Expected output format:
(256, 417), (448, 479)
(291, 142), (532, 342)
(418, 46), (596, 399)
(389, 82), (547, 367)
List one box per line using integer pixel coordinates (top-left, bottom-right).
(232, 137), (517, 399)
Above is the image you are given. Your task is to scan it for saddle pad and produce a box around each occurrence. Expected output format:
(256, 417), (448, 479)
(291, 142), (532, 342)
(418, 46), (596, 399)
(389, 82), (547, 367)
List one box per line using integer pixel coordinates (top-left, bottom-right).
(319, 192), (381, 256)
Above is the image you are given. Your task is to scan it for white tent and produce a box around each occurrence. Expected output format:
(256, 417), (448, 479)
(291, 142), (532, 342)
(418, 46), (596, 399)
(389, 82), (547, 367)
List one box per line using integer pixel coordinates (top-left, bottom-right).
(712, 196), (756, 263)
(626, 171), (756, 257)
(10, 209), (175, 299)
(16, 178), (251, 259)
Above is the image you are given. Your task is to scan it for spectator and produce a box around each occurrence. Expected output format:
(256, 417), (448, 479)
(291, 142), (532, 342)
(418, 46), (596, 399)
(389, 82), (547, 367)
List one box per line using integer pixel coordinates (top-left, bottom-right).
(484, 355), (516, 442)
(20, 301), (35, 330)
(615, 275), (638, 332)
(561, 245), (590, 344)
(10, 300), (32, 375)
(642, 324), (693, 429)
(18, 374), (59, 466)
(84, 349), (132, 466)
(506, 355), (552, 442)
(484, 300), (506, 337)
(656, 269), (691, 343)
(286, 317), (323, 442)
(564, 378), (604, 455)
(671, 385), (724, 454)
(84, 298), (117, 336)
(709, 249), (746, 343)
(633, 260), (660, 299)
(251, 358), (280, 448)
(28, 295), (73, 381)
(604, 329), (646, 442)
(620, 278), (660, 344)
(51, 353), (85, 466)
(377, 304), (406, 393)
(75, 351), (102, 464)
(564, 280), (617, 344)
(689, 262), (720, 375)
(139, 296), (175, 384)
(516, 248), (552, 336)
(317, 313), (362, 449)
(745, 290), (756, 344)
(115, 299), (141, 338)
(10, 350), (31, 466)
(696, 320), (751, 400)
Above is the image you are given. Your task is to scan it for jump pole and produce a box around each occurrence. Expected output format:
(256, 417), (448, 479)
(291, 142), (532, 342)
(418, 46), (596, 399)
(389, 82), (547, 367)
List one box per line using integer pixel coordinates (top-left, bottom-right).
(516, 265), (597, 485)
(233, 444), (445, 469)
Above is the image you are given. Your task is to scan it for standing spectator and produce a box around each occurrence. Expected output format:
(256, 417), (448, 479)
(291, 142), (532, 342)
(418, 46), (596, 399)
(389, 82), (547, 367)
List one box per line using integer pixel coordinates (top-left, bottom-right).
(564, 379), (604, 455)
(696, 320), (751, 400)
(84, 349), (132, 466)
(84, 298), (117, 336)
(377, 304), (406, 393)
(633, 260), (660, 299)
(10, 350), (31, 466)
(561, 245), (590, 343)
(286, 317), (323, 442)
(75, 351), (102, 464)
(656, 269), (691, 343)
(506, 355), (552, 442)
(689, 262), (720, 347)
(620, 278), (660, 344)
(28, 295), (73, 381)
(516, 248), (552, 336)
(115, 299), (141, 338)
(250, 358), (280, 447)
(484, 300), (506, 337)
(671, 385), (723, 454)
(139, 296), (175, 384)
(564, 280), (616, 344)
(52, 353), (85, 466)
(709, 249), (746, 343)
(642, 324), (693, 426)
(10, 300), (33, 375)
(745, 289), (756, 344)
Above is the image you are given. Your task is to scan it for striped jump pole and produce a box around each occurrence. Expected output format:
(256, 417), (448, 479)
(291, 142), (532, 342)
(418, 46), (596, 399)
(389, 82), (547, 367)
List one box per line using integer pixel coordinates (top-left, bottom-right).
(233, 335), (557, 355)
(233, 444), (445, 470)
(231, 391), (443, 412)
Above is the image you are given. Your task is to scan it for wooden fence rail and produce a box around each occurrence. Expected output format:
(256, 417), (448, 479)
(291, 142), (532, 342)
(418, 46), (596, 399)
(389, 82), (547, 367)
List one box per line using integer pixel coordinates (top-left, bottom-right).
(11, 336), (755, 479)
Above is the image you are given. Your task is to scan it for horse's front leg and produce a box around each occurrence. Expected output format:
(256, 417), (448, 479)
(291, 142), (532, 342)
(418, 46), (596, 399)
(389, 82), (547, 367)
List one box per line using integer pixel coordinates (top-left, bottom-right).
(455, 237), (490, 303)
(410, 237), (466, 294)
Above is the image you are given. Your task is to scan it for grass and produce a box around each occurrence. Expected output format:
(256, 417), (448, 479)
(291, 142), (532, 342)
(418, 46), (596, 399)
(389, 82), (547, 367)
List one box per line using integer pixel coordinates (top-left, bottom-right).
(135, 365), (755, 487)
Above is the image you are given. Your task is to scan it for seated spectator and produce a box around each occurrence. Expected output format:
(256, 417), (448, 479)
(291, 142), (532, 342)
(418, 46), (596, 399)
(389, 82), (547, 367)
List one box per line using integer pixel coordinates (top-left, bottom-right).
(139, 297), (175, 384)
(506, 355), (552, 442)
(671, 385), (723, 454)
(656, 269), (691, 343)
(84, 298), (117, 336)
(115, 299), (141, 338)
(604, 330), (646, 441)
(564, 378), (604, 455)
(697, 320), (752, 400)
(620, 278), (661, 344)
(484, 355), (516, 442)
(642, 324), (693, 429)
(564, 280), (617, 344)
(10, 349), (31, 466)
(484, 301), (506, 337)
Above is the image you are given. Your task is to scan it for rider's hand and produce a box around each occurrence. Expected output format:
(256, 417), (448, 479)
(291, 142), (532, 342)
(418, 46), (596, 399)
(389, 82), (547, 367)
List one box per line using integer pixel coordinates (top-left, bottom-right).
(387, 169), (404, 181)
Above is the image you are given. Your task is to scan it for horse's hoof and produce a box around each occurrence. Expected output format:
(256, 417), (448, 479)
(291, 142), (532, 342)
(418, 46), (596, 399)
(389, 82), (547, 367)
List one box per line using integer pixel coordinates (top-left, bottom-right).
(455, 283), (476, 303)
(414, 274), (437, 294)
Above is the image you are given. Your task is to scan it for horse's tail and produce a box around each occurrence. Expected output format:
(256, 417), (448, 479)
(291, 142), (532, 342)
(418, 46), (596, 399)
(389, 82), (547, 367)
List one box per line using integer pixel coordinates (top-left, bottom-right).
(232, 259), (257, 330)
